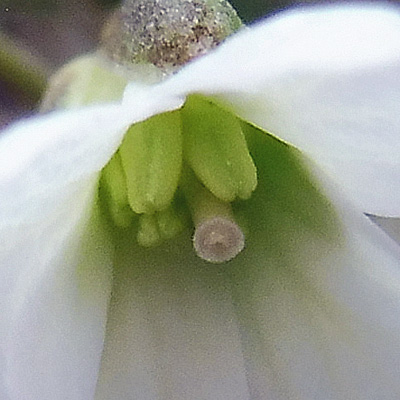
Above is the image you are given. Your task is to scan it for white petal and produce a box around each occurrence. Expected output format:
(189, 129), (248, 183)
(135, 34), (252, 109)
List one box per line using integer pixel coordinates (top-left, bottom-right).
(370, 216), (400, 244)
(0, 105), (129, 224)
(94, 233), (251, 400)
(234, 169), (400, 399)
(234, 222), (400, 399)
(1, 190), (113, 399)
(124, 4), (400, 216)
(231, 127), (400, 399)
(94, 124), (400, 399)
(0, 81), (184, 397)
(0, 106), (128, 398)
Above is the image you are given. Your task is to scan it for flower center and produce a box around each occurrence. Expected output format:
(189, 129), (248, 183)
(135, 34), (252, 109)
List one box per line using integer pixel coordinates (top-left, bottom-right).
(100, 95), (257, 263)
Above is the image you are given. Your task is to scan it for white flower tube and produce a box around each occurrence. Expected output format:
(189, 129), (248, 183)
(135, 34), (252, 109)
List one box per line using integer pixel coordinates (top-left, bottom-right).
(0, 3), (400, 400)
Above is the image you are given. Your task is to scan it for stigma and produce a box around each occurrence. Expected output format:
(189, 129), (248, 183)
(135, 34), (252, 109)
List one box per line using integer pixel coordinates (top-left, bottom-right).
(194, 217), (245, 263)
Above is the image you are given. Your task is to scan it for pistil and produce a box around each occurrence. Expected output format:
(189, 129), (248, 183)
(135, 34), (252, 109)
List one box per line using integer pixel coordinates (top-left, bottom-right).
(181, 168), (245, 263)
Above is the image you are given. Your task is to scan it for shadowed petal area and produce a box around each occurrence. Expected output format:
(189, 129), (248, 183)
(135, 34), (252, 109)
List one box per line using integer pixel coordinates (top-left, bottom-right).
(2, 194), (113, 399)
(124, 4), (400, 216)
(95, 129), (400, 399)
(95, 232), (251, 400)
(0, 106), (131, 398)
(228, 127), (400, 399)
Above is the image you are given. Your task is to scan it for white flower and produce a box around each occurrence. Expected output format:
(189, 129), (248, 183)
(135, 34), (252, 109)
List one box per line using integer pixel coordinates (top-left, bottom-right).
(1, 3), (400, 399)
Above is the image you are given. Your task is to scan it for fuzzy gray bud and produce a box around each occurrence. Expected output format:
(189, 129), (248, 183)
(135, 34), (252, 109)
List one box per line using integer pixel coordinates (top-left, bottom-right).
(101, 0), (242, 72)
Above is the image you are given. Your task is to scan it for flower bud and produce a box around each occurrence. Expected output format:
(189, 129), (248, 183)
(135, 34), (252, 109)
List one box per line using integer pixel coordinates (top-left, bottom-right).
(101, 0), (242, 72)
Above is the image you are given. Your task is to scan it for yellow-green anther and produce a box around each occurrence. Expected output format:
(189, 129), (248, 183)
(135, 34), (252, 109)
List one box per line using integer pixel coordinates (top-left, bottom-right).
(182, 96), (257, 202)
(107, 201), (134, 229)
(181, 168), (234, 224)
(101, 152), (133, 228)
(119, 111), (183, 214)
(157, 207), (185, 240)
(137, 206), (184, 246)
(137, 214), (161, 247)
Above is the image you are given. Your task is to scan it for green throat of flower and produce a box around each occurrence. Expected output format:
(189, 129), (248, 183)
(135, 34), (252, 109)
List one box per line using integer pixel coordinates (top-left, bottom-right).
(101, 95), (257, 263)
(41, 0), (259, 263)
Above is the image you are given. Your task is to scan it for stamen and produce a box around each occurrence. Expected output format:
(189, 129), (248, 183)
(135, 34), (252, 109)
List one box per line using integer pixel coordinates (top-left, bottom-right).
(119, 111), (182, 214)
(157, 206), (185, 240)
(137, 214), (160, 247)
(182, 96), (257, 202)
(137, 205), (185, 247)
(100, 152), (133, 228)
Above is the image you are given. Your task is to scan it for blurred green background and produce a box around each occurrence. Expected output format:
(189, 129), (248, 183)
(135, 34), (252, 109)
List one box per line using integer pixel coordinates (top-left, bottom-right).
(0, 0), (330, 126)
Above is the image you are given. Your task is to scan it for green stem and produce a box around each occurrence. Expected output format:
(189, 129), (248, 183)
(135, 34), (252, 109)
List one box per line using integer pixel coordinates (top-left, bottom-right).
(0, 32), (50, 104)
